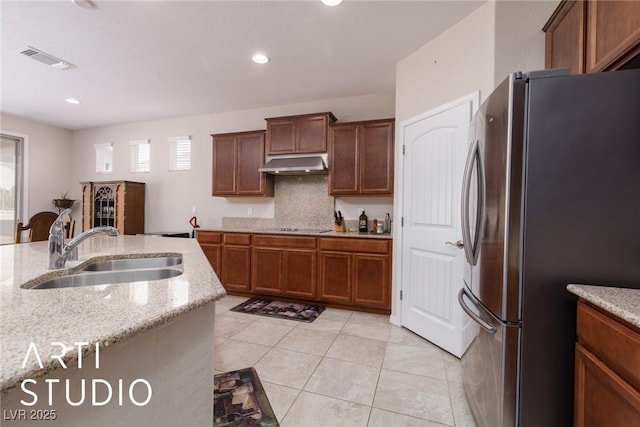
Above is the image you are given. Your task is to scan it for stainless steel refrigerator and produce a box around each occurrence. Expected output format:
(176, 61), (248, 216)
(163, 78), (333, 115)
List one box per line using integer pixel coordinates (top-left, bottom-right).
(457, 68), (640, 427)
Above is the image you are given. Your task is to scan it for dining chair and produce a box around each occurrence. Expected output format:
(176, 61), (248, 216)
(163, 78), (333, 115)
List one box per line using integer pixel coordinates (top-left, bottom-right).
(14, 211), (59, 243)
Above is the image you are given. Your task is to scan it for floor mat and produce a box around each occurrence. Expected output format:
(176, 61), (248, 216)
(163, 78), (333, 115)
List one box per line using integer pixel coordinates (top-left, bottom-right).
(214, 367), (279, 427)
(230, 298), (325, 323)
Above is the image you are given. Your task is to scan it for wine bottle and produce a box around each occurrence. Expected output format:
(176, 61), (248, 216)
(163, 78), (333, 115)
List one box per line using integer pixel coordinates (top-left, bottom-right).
(359, 210), (368, 232)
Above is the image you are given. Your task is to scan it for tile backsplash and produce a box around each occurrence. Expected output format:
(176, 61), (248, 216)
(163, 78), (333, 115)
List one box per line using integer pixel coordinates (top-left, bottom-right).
(273, 175), (335, 229)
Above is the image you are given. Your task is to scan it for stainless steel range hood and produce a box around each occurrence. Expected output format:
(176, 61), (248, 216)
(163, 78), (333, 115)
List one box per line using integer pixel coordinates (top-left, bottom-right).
(258, 155), (327, 175)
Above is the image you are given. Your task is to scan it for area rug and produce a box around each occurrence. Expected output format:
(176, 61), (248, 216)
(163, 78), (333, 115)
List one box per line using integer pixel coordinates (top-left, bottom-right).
(214, 367), (279, 427)
(230, 298), (325, 323)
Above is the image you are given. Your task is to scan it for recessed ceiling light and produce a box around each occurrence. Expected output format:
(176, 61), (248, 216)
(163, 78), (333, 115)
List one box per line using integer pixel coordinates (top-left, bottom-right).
(252, 53), (269, 64)
(71, 0), (97, 10)
(322, 0), (343, 6)
(65, 98), (81, 105)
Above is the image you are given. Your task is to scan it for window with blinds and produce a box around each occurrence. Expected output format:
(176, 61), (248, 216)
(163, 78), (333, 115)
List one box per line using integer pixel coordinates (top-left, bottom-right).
(169, 136), (191, 171)
(130, 139), (150, 173)
(95, 142), (113, 173)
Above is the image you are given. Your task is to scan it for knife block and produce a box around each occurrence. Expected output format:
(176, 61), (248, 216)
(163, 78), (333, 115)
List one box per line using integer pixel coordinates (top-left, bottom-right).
(334, 220), (346, 232)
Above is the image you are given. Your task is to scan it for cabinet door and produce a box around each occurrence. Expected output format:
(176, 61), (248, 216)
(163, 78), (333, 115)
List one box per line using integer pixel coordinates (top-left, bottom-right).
(360, 120), (394, 194)
(574, 344), (640, 427)
(266, 118), (295, 154)
(543, 0), (586, 74)
(283, 249), (316, 298)
(237, 132), (272, 196)
(586, 0), (640, 72)
(328, 124), (359, 195)
(200, 244), (221, 276)
(318, 251), (353, 304)
(81, 183), (93, 232)
(353, 253), (390, 309)
(296, 115), (328, 153)
(251, 247), (283, 294)
(212, 135), (237, 195)
(222, 245), (251, 291)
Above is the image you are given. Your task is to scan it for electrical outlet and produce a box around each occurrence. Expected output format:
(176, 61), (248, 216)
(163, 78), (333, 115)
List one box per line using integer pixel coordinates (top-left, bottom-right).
(247, 207), (253, 216)
(192, 205), (197, 214)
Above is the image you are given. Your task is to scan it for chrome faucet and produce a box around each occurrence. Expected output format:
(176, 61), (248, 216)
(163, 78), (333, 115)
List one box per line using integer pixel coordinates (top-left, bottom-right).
(48, 208), (120, 269)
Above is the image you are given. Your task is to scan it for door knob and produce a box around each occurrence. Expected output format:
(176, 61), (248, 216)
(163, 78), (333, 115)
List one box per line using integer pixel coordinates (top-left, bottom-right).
(446, 240), (464, 249)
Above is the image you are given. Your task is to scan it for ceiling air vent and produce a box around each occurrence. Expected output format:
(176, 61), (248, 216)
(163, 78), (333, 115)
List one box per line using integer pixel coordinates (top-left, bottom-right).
(18, 46), (76, 71)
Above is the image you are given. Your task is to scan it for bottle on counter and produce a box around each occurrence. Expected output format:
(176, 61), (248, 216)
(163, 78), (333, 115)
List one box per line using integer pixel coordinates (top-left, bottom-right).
(384, 213), (392, 233)
(359, 210), (368, 233)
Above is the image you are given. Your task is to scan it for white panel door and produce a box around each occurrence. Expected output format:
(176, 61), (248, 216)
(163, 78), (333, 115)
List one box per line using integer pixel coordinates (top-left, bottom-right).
(400, 93), (478, 357)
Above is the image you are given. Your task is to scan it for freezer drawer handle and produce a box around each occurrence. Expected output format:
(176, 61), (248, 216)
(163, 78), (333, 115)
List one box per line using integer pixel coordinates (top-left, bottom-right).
(458, 288), (497, 335)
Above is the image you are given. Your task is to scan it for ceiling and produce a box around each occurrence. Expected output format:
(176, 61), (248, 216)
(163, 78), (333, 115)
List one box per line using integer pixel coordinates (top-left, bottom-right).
(1, 0), (483, 131)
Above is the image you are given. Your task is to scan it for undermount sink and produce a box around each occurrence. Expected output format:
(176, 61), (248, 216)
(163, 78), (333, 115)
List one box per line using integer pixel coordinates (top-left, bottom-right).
(80, 255), (183, 272)
(23, 255), (184, 290)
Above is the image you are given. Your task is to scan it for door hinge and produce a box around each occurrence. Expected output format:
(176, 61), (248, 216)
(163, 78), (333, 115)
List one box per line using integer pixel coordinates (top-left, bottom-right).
(401, 217), (404, 227)
(402, 144), (406, 155)
(400, 290), (403, 300)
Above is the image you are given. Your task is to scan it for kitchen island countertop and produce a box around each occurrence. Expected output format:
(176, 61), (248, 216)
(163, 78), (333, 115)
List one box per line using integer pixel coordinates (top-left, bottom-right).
(0, 234), (225, 392)
(567, 284), (640, 328)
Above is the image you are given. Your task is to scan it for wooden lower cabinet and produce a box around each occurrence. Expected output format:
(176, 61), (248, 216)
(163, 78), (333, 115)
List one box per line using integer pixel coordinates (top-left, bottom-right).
(318, 252), (352, 304)
(221, 246), (251, 292)
(196, 231), (222, 275)
(353, 254), (389, 308)
(574, 300), (640, 427)
(251, 247), (283, 294)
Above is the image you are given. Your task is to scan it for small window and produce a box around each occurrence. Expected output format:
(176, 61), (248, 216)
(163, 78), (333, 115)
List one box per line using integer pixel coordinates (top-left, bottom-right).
(169, 136), (191, 171)
(95, 142), (113, 174)
(130, 139), (150, 173)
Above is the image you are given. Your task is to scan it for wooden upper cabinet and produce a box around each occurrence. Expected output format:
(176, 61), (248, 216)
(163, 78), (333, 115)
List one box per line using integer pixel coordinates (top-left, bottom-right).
(543, 0), (586, 74)
(329, 119), (395, 196)
(265, 112), (336, 155)
(543, 0), (640, 74)
(212, 131), (273, 197)
(586, 0), (640, 72)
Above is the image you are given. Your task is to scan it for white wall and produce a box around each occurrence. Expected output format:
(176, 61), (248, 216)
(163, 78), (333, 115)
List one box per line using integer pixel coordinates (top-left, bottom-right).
(1, 113), (72, 220)
(70, 93), (395, 233)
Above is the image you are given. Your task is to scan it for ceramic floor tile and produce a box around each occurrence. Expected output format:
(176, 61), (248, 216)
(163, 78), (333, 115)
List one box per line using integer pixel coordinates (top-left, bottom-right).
(342, 316), (391, 342)
(304, 358), (380, 406)
(231, 319), (293, 346)
(214, 295), (247, 314)
(368, 408), (451, 427)
(281, 391), (370, 427)
(296, 311), (351, 333)
(261, 381), (300, 423)
(388, 326), (441, 349)
(214, 313), (255, 338)
(383, 342), (446, 380)
(254, 347), (321, 389)
(325, 334), (387, 367)
(348, 311), (390, 324)
(214, 339), (271, 372)
(443, 353), (464, 384)
(448, 380), (478, 427)
(373, 368), (454, 425)
(276, 327), (338, 356)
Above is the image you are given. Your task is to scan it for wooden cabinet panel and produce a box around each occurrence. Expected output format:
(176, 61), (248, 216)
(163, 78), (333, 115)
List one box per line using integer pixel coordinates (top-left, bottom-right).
(265, 112), (336, 155)
(328, 124), (359, 194)
(222, 245), (251, 292)
(360, 121), (394, 194)
(586, 0), (640, 72)
(283, 250), (316, 298)
(224, 233), (251, 245)
(543, 0), (586, 74)
(212, 131), (273, 197)
(318, 251), (352, 304)
(574, 344), (640, 427)
(251, 247), (283, 294)
(252, 234), (316, 249)
(81, 181), (145, 235)
(353, 254), (390, 308)
(319, 237), (389, 254)
(211, 135), (237, 195)
(197, 231), (222, 244)
(200, 244), (221, 276)
(329, 119), (394, 196)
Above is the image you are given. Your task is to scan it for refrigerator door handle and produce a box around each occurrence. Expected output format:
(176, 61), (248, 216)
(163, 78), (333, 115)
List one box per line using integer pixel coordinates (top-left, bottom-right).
(458, 287), (497, 335)
(461, 139), (477, 264)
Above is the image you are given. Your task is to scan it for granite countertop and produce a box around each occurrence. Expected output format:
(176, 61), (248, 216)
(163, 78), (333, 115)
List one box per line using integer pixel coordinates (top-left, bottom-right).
(0, 235), (226, 392)
(199, 227), (393, 240)
(567, 284), (640, 328)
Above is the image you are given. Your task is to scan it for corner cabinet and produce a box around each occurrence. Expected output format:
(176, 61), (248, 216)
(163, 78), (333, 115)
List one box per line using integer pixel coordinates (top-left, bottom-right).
(196, 231), (222, 276)
(212, 130), (274, 197)
(328, 119), (395, 195)
(574, 300), (640, 427)
(543, 0), (640, 73)
(81, 181), (145, 235)
(265, 112), (337, 155)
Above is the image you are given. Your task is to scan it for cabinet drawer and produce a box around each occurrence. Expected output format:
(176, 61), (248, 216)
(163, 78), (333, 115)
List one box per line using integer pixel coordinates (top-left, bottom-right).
(577, 301), (640, 390)
(197, 231), (222, 244)
(319, 237), (389, 254)
(253, 234), (316, 249)
(224, 233), (251, 245)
